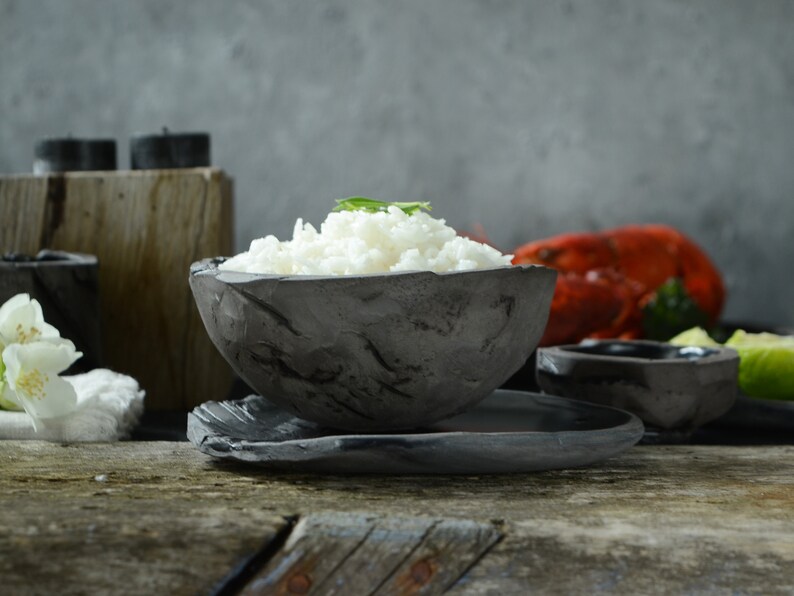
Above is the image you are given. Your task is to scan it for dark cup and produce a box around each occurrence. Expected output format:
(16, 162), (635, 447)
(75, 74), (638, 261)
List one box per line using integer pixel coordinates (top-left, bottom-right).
(34, 138), (117, 173)
(0, 251), (102, 374)
(130, 131), (211, 169)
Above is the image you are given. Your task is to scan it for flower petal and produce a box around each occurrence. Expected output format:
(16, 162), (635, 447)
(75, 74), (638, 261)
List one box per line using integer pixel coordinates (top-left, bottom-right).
(4, 341), (82, 378)
(0, 293), (32, 323)
(14, 374), (77, 420)
(0, 294), (58, 345)
(40, 322), (62, 339)
(3, 343), (78, 419)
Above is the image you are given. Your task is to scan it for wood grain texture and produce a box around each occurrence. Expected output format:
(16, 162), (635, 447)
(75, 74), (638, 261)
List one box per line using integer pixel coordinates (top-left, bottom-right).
(240, 513), (500, 595)
(1, 442), (792, 594)
(315, 516), (448, 595)
(0, 170), (234, 410)
(0, 497), (287, 596)
(373, 518), (500, 595)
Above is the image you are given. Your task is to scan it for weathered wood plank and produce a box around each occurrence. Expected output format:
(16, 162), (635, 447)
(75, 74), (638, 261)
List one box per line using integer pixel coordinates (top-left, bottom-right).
(240, 513), (375, 594)
(0, 494), (288, 596)
(448, 516), (794, 595)
(317, 516), (435, 595)
(1, 443), (793, 595)
(239, 513), (500, 595)
(0, 170), (234, 410)
(374, 519), (501, 595)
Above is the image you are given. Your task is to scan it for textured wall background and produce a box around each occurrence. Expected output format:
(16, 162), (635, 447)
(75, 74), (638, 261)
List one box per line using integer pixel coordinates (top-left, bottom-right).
(1, 0), (793, 326)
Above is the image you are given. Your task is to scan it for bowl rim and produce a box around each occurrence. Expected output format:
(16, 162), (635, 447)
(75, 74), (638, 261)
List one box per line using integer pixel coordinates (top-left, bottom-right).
(190, 256), (554, 283)
(1, 250), (97, 267)
(537, 339), (739, 367)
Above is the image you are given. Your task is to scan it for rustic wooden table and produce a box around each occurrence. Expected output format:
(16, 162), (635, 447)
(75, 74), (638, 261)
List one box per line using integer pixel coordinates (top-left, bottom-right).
(1, 442), (792, 595)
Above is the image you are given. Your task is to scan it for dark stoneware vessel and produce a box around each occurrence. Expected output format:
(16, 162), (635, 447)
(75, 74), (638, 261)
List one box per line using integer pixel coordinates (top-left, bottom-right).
(0, 250), (102, 373)
(536, 339), (740, 431)
(190, 258), (556, 431)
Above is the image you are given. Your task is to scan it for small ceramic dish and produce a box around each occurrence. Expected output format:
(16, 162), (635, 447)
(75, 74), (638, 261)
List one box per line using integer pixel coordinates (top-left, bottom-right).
(1, 250), (101, 373)
(535, 339), (740, 431)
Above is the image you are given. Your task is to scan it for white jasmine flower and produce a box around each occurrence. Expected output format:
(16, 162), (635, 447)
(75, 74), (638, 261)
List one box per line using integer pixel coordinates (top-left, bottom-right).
(0, 293), (82, 427)
(3, 342), (80, 422)
(0, 293), (61, 346)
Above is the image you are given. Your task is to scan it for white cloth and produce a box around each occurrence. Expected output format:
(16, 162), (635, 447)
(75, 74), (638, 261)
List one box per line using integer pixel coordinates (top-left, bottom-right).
(0, 369), (144, 442)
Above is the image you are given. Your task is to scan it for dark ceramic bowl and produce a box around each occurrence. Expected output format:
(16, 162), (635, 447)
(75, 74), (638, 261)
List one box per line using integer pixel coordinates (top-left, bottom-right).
(536, 339), (740, 431)
(189, 258), (556, 431)
(1, 250), (101, 373)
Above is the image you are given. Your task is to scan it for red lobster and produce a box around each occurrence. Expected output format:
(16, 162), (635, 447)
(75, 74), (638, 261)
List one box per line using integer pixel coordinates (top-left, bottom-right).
(512, 225), (725, 346)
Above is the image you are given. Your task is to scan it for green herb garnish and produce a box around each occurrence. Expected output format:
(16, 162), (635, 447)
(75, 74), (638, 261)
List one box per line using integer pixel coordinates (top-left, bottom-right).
(642, 277), (710, 341)
(332, 197), (432, 216)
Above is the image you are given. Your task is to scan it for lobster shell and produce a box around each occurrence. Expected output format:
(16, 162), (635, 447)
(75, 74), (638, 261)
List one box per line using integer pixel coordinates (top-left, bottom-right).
(513, 224), (725, 345)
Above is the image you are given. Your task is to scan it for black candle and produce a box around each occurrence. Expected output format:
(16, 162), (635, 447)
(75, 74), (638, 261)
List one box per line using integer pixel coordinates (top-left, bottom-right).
(33, 138), (117, 173)
(130, 130), (211, 169)
(81, 139), (118, 171)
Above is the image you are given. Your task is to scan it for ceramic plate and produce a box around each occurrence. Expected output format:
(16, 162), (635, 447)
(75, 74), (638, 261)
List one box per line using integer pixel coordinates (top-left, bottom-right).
(709, 393), (794, 434)
(187, 389), (644, 474)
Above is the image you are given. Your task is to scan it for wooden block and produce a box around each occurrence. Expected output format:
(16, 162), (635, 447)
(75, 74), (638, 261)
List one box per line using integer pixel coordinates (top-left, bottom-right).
(0, 169), (234, 410)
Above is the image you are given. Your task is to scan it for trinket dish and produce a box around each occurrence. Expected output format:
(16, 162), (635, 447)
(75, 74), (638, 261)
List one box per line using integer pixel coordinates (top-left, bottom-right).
(536, 339), (740, 431)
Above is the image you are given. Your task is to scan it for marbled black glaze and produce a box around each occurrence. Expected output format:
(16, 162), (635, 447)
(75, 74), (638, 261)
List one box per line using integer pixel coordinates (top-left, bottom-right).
(187, 390), (644, 474)
(536, 340), (740, 431)
(189, 259), (556, 431)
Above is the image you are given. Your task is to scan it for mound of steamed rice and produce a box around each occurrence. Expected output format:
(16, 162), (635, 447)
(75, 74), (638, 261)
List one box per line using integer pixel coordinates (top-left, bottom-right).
(220, 206), (513, 275)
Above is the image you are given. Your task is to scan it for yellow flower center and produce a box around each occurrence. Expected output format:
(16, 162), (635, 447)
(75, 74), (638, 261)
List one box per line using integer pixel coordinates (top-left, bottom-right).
(15, 323), (41, 344)
(16, 368), (49, 400)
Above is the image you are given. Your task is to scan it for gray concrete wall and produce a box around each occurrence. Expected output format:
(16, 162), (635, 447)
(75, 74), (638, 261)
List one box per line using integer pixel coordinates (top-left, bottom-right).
(2, 0), (793, 327)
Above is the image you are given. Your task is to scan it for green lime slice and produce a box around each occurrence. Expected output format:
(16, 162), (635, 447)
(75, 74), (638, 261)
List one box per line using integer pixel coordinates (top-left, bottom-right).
(669, 327), (720, 347)
(725, 330), (794, 400)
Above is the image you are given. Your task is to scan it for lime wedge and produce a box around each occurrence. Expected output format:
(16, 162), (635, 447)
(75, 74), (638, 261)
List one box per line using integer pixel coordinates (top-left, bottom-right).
(725, 330), (794, 400)
(669, 327), (720, 347)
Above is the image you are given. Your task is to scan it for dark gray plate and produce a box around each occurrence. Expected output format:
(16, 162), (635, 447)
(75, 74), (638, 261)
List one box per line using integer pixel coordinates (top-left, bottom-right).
(187, 390), (644, 474)
(709, 393), (794, 434)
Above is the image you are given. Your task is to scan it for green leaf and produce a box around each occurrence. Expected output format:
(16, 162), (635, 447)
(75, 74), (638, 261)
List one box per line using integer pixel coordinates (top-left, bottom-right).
(332, 197), (432, 216)
(642, 277), (709, 341)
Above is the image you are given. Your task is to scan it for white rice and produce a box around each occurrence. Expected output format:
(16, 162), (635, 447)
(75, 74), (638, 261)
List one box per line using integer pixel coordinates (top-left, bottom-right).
(220, 206), (513, 275)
